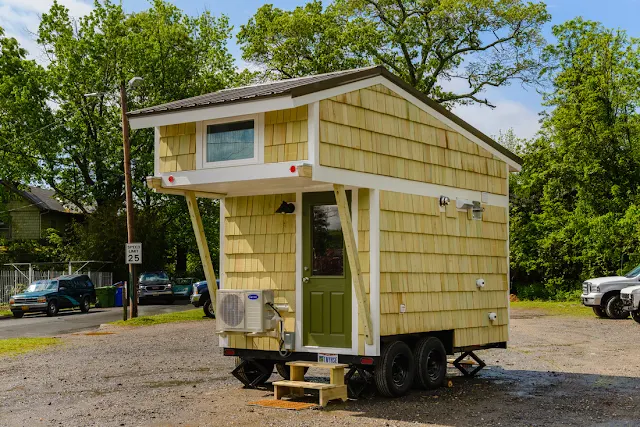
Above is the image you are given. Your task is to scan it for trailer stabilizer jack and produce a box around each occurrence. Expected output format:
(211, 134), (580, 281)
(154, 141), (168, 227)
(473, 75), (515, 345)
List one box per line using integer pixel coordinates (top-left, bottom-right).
(452, 351), (486, 378)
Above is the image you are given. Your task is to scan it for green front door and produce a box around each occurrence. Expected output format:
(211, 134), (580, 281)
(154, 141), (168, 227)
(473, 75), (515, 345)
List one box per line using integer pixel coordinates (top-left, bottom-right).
(302, 191), (351, 348)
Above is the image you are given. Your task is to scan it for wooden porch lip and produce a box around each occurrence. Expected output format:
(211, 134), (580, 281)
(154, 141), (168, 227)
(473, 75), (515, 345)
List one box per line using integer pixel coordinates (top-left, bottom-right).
(145, 176), (227, 199)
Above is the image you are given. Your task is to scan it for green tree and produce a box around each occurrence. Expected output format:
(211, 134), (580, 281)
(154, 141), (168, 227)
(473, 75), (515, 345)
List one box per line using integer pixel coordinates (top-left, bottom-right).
(510, 18), (640, 298)
(0, 1), (245, 279)
(239, 0), (550, 107)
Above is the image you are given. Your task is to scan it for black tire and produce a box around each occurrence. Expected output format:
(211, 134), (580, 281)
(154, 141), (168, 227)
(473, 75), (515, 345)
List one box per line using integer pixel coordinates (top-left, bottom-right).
(605, 294), (630, 319)
(275, 362), (308, 380)
(631, 310), (640, 324)
(592, 306), (608, 318)
(414, 337), (447, 390)
(203, 298), (215, 318)
(80, 296), (90, 313)
(46, 300), (58, 317)
(235, 357), (274, 386)
(374, 340), (415, 397)
(12, 311), (24, 318)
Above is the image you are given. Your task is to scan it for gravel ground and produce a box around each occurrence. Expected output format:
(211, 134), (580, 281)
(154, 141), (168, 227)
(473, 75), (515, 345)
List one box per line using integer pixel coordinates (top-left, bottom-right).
(0, 308), (639, 427)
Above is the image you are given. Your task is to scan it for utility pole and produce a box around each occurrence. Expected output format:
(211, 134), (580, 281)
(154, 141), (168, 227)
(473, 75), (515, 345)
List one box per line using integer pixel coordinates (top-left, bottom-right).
(120, 81), (138, 319)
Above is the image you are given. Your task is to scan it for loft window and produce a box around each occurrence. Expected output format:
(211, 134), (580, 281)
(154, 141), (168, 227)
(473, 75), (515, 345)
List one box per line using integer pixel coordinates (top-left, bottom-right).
(206, 120), (254, 163)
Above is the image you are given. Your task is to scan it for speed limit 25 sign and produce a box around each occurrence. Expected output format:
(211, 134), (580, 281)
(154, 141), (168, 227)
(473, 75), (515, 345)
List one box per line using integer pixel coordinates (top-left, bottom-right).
(126, 243), (142, 264)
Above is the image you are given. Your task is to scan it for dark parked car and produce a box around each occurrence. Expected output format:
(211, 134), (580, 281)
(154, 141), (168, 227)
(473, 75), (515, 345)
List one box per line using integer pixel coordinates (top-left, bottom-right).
(173, 277), (199, 298)
(9, 274), (95, 318)
(138, 271), (173, 304)
(190, 280), (219, 318)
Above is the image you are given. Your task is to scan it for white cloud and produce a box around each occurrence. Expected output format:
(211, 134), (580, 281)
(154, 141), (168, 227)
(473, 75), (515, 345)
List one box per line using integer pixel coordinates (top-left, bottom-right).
(452, 100), (542, 140)
(0, 0), (93, 63)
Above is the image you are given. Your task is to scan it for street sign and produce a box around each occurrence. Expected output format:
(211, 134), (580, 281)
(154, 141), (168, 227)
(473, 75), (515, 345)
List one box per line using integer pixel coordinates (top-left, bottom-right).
(125, 243), (142, 264)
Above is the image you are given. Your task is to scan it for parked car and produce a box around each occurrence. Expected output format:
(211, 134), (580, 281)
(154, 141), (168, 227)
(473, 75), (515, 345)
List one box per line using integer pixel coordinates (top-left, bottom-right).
(190, 280), (219, 318)
(138, 271), (173, 304)
(173, 277), (199, 298)
(581, 266), (640, 318)
(621, 285), (640, 323)
(9, 274), (95, 318)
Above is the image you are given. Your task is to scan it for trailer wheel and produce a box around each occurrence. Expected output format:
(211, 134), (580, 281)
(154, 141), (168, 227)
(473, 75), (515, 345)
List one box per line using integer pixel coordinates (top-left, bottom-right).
(605, 294), (630, 319)
(414, 336), (447, 390)
(234, 357), (274, 386)
(374, 340), (415, 397)
(632, 310), (640, 324)
(275, 362), (308, 380)
(592, 306), (608, 318)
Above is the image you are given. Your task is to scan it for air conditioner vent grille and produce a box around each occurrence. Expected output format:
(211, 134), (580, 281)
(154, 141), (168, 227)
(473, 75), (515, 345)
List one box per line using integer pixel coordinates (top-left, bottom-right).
(220, 293), (244, 327)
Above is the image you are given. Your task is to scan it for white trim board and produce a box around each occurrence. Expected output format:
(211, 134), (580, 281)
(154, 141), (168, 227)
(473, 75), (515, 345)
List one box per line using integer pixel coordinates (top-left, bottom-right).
(313, 165), (509, 208)
(129, 96), (294, 130)
(366, 188), (381, 357)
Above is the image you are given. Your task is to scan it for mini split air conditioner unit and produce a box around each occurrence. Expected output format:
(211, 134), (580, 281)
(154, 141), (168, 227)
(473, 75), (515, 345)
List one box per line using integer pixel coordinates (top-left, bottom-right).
(216, 289), (276, 333)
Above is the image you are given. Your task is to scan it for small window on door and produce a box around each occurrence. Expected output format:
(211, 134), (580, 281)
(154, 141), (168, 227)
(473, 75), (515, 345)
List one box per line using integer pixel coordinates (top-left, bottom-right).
(206, 120), (255, 164)
(311, 205), (344, 276)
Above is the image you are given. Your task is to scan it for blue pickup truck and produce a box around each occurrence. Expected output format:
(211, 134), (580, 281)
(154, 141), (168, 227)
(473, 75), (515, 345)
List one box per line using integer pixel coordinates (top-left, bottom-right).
(190, 280), (219, 318)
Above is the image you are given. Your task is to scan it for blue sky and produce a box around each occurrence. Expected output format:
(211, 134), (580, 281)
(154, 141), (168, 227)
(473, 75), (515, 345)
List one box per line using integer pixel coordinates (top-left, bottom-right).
(2, 0), (640, 139)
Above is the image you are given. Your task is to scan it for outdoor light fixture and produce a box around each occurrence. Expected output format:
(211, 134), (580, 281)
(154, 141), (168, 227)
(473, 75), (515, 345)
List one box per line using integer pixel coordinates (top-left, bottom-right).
(275, 201), (295, 214)
(439, 195), (450, 207)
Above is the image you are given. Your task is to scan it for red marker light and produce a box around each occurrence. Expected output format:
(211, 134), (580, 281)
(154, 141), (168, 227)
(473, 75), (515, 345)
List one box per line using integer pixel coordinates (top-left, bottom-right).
(289, 165), (296, 173)
(168, 175), (175, 183)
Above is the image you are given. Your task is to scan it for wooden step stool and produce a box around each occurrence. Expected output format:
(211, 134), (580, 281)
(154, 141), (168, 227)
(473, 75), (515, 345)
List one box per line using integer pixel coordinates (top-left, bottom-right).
(272, 361), (349, 407)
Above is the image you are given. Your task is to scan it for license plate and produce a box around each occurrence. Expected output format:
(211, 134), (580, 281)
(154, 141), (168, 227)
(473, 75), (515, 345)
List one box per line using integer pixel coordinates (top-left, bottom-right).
(21, 306), (29, 311)
(151, 292), (159, 296)
(318, 353), (338, 364)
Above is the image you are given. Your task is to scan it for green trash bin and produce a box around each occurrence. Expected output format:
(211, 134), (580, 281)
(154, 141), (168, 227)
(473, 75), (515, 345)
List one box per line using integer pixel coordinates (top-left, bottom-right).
(95, 286), (116, 308)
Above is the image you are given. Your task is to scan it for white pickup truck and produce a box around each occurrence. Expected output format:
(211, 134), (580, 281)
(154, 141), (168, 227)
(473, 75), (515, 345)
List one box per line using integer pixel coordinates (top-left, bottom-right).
(581, 265), (640, 318)
(620, 285), (640, 323)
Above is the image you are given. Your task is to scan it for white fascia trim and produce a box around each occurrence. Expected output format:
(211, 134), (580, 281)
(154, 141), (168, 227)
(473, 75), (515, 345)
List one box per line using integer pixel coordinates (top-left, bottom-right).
(366, 189), (381, 357)
(313, 165), (509, 208)
(129, 96), (295, 130)
(307, 101), (319, 166)
(350, 189), (359, 356)
(154, 127), (160, 177)
(291, 75), (521, 172)
(158, 161), (309, 188)
(297, 346), (358, 356)
(218, 197), (228, 348)
(294, 190), (303, 352)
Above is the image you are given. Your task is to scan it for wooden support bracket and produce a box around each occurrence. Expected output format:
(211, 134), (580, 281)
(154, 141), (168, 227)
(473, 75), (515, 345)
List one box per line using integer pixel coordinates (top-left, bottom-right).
(184, 190), (218, 310)
(146, 177), (226, 199)
(333, 184), (373, 345)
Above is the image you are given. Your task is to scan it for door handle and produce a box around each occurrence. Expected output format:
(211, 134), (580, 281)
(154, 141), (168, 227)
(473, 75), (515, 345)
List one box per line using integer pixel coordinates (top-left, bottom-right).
(302, 277), (310, 283)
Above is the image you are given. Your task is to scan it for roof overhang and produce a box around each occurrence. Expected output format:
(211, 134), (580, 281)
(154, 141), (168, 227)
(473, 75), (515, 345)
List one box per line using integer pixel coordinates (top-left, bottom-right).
(129, 67), (522, 172)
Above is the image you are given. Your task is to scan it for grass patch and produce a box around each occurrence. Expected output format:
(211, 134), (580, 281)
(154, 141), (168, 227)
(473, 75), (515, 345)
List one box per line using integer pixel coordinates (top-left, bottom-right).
(0, 337), (60, 356)
(109, 309), (206, 327)
(511, 300), (593, 317)
(0, 310), (11, 317)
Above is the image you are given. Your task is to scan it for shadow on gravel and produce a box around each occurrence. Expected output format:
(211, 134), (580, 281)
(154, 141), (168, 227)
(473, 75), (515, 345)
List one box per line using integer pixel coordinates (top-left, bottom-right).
(342, 368), (640, 426)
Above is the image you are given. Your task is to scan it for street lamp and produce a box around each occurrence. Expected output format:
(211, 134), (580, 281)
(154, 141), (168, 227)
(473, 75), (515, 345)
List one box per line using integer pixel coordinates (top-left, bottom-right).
(85, 76), (143, 320)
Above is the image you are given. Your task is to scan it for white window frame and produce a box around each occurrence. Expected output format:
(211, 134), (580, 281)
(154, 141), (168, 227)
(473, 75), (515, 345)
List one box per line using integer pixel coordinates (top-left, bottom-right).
(197, 113), (264, 169)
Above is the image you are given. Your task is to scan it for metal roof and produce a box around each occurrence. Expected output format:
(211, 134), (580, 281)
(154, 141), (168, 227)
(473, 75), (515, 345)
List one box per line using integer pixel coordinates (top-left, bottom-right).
(128, 66), (522, 165)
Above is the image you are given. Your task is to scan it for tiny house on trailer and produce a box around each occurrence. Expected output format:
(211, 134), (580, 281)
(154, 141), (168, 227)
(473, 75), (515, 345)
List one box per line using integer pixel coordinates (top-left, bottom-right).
(128, 66), (521, 399)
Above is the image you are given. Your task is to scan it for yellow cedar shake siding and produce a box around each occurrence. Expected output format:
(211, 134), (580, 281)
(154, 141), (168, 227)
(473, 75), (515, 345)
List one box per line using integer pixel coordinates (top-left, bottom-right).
(223, 194), (297, 350)
(264, 106), (309, 163)
(357, 189), (370, 355)
(379, 190), (509, 348)
(159, 123), (197, 173)
(319, 84), (508, 195)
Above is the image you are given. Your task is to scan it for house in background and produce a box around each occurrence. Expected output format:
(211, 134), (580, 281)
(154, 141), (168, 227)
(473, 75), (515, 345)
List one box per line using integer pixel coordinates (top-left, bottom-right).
(0, 184), (80, 240)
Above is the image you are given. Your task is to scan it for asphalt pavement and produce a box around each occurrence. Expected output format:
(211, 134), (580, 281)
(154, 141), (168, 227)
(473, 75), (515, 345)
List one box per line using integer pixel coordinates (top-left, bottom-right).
(0, 300), (195, 339)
